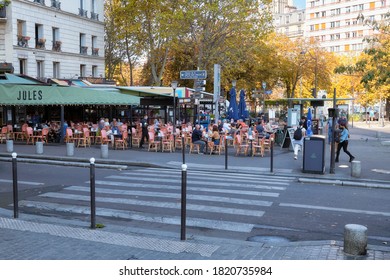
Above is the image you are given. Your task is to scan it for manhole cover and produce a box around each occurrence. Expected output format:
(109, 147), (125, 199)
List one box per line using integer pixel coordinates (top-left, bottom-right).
(247, 236), (290, 244)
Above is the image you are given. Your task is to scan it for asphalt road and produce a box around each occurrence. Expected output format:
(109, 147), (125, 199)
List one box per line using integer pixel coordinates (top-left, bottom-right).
(0, 162), (389, 247)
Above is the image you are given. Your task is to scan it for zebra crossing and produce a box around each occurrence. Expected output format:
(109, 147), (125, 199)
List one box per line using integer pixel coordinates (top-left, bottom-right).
(17, 168), (293, 236)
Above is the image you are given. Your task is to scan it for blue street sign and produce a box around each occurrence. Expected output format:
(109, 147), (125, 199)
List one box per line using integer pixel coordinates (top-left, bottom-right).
(180, 70), (207, 79)
(265, 90), (272, 95)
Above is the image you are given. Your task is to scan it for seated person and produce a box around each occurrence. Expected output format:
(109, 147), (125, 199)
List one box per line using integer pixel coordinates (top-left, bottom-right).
(211, 125), (220, 145)
(191, 124), (206, 153)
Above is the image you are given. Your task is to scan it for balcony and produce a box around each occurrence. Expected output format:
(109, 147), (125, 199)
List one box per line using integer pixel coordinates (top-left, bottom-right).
(92, 48), (99, 56)
(36, 38), (46, 49)
(34, 0), (46, 5)
(51, 0), (61, 9)
(80, 46), (88, 55)
(52, 40), (62, 52)
(79, 8), (88, 18)
(17, 36), (30, 48)
(91, 12), (99, 21)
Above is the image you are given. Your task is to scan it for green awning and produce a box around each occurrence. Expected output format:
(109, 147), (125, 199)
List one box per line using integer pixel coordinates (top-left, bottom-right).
(0, 84), (140, 106)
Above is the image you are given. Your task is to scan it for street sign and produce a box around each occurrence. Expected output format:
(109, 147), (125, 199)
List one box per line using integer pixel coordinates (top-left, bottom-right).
(180, 70), (207, 80)
(262, 82), (266, 89)
(195, 87), (205, 92)
(192, 93), (203, 99)
(265, 90), (272, 95)
(252, 94), (262, 98)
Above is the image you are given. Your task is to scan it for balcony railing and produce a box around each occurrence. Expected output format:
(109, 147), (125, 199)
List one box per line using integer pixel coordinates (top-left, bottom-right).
(36, 38), (46, 49)
(52, 40), (62, 52)
(91, 12), (99, 21)
(92, 48), (99, 56)
(80, 46), (88, 55)
(17, 36), (30, 48)
(51, 0), (61, 9)
(79, 8), (88, 18)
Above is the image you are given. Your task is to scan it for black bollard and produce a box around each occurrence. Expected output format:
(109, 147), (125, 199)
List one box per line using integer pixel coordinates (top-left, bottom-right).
(90, 157), (96, 229)
(180, 164), (187, 241)
(12, 153), (18, 219)
(182, 135), (185, 164)
(270, 138), (274, 173)
(225, 137), (228, 170)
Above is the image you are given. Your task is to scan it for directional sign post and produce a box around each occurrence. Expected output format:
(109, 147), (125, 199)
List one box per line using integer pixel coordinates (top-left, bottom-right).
(180, 70), (207, 80)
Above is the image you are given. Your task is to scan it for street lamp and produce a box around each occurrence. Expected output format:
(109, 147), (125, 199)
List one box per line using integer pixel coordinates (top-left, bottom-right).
(171, 80), (178, 126)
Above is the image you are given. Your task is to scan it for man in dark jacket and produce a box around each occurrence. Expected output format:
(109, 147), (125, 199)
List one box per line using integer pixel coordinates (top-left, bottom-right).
(139, 115), (149, 148)
(191, 124), (205, 153)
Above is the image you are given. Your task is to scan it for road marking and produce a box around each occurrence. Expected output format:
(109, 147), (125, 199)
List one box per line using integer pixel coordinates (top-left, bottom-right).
(18, 200), (255, 233)
(40, 192), (265, 217)
(69, 184), (273, 207)
(104, 176), (281, 196)
(123, 170), (291, 186)
(280, 203), (390, 217)
(0, 179), (44, 186)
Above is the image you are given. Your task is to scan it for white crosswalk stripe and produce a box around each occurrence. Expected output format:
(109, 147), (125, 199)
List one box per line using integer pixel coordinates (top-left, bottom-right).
(17, 168), (293, 234)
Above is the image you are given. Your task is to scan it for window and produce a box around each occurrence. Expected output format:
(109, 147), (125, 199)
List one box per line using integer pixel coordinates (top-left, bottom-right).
(321, 23), (326, 29)
(321, 35), (326, 41)
(286, 15), (290, 24)
(359, 4), (364, 10)
(315, 24), (319, 30)
(310, 1), (315, 7)
(335, 21), (340, 27)
(336, 8), (341, 15)
(352, 31), (357, 37)
(345, 20), (351, 26)
(330, 34), (335, 41)
(346, 6), (350, 13)
(80, 64), (86, 77)
(358, 30), (363, 37)
(310, 13), (314, 19)
(370, 2), (375, 9)
(92, 65), (98, 77)
(35, 24), (45, 49)
(346, 32), (350, 38)
(321, 11), (326, 17)
(92, 36), (99, 55)
(310, 25), (314, 31)
(335, 33), (340, 40)
(53, 62), (60, 78)
(352, 5), (358, 12)
(19, 59), (27, 75)
(335, 46), (340, 52)
(381, 0), (386, 7)
(80, 33), (87, 54)
(315, 12), (320, 18)
(331, 21), (335, 28)
(52, 27), (61, 51)
(330, 46), (335, 52)
(345, 44), (350, 51)
(298, 13), (303, 21)
(37, 60), (45, 79)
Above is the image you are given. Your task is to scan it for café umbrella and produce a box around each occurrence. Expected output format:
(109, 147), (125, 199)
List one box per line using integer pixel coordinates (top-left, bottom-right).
(238, 89), (249, 120)
(227, 86), (238, 121)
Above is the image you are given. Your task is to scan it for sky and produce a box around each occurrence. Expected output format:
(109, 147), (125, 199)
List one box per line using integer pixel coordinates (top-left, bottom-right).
(294, 0), (306, 9)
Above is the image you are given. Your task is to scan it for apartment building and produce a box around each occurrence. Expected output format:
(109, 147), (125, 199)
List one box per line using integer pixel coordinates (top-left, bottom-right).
(272, 0), (306, 40)
(0, 0), (104, 80)
(305, 0), (389, 54)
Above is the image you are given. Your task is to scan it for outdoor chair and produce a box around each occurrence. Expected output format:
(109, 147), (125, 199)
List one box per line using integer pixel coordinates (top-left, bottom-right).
(15, 124), (28, 141)
(114, 131), (128, 150)
(148, 131), (161, 152)
(100, 129), (113, 146)
(6, 125), (14, 140)
(25, 127), (35, 145)
(131, 127), (141, 147)
(33, 127), (49, 143)
(235, 134), (249, 156)
(209, 135), (225, 155)
(162, 134), (174, 152)
(77, 129), (91, 148)
(189, 142), (201, 154)
(252, 137), (264, 157)
(0, 126), (7, 143)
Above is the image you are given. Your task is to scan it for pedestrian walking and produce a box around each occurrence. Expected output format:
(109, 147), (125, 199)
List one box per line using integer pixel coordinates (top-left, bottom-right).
(292, 121), (306, 160)
(335, 123), (355, 162)
(139, 115), (149, 148)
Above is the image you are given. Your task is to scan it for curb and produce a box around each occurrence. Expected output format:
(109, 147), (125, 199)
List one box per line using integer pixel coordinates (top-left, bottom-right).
(299, 177), (390, 189)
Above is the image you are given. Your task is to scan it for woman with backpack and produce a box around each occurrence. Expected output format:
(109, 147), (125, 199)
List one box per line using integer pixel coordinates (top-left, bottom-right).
(292, 121), (306, 160)
(335, 124), (355, 162)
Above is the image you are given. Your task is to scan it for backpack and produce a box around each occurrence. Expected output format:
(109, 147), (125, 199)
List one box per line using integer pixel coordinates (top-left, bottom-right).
(293, 127), (303, 140)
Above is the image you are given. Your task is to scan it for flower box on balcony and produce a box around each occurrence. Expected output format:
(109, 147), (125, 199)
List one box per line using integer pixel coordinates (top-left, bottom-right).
(92, 48), (99, 56)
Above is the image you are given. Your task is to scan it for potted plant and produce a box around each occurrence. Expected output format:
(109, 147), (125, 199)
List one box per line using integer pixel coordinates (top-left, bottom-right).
(0, 0), (11, 9)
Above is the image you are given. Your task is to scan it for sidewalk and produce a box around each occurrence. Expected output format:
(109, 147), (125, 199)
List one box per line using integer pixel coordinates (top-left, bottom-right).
(0, 121), (389, 260)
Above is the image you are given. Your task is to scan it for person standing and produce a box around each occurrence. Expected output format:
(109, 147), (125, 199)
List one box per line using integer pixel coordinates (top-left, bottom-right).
(292, 121), (306, 160)
(139, 115), (149, 148)
(335, 124), (355, 162)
